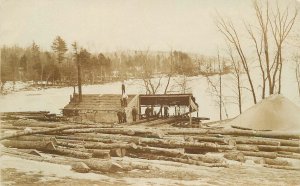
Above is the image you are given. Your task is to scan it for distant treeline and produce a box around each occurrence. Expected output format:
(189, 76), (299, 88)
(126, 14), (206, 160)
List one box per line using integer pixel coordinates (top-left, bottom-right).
(0, 36), (231, 87)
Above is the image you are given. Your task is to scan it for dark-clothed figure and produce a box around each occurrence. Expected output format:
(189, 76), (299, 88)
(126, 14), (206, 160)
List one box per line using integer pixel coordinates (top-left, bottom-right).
(122, 109), (127, 123)
(117, 110), (122, 123)
(122, 81), (125, 94)
(120, 98), (124, 107)
(132, 106), (137, 122)
(122, 93), (128, 107)
(164, 106), (169, 118)
(145, 106), (151, 120)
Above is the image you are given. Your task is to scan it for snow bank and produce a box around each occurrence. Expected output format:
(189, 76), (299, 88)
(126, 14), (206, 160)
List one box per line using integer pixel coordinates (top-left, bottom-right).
(227, 94), (300, 132)
(0, 155), (112, 181)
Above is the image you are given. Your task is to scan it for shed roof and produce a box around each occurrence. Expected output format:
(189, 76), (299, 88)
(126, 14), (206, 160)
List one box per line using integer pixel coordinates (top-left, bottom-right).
(139, 94), (197, 107)
(63, 94), (136, 111)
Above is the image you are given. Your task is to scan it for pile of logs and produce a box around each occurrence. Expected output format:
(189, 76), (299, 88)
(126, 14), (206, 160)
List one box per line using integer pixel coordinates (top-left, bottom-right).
(1, 114), (300, 173)
(0, 111), (66, 122)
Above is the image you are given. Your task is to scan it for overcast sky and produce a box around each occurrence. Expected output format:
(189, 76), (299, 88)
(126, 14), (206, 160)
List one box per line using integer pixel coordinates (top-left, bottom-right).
(0, 0), (299, 55)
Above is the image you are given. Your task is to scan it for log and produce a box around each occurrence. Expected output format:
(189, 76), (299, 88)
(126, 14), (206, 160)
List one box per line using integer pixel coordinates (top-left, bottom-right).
(127, 128), (165, 138)
(183, 153), (225, 163)
(262, 158), (291, 166)
(54, 146), (92, 159)
(126, 153), (228, 167)
(233, 137), (280, 146)
(277, 139), (300, 147)
(139, 138), (235, 151)
(11, 119), (62, 128)
(263, 165), (300, 171)
(145, 118), (177, 127)
(224, 152), (245, 162)
(71, 162), (90, 173)
(156, 156), (228, 168)
(165, 128), (208, 135)
(278, 153), (300, 160)
(192, 136), (236, 146)
(1, 139), (91, 159)
(74, 133), (141, 144)
(58, 128), (164, 138)
(128, 146), (184, 158)
(241, 151), (277, 159)
(55, 141), (85, 149)
(208, 129), (300, 140)
(0, 124), (94, 140)
(254, 157), (291, 166)
(83, 141), (137, 150)
(60, 128), (135, 135)
(1, 140), (56, 151)
(236, 145), (259, 152)
(11, 135), (56, 142)
(257, 145), (300, 153)
(55, 135), (115, 143)
(233, 137), (299, 147)
(84, 159), (118, 172)
(1, 147), (115, 172)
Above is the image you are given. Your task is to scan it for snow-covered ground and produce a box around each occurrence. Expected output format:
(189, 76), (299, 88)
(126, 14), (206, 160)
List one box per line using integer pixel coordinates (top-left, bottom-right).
(0, 62), (299, 122)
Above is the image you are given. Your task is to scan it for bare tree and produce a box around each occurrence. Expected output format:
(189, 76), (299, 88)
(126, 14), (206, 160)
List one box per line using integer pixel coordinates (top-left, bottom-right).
(227, 43), (243, 114)
(217, 0), (298, 103)
(296, 58), (300, 96)
(268, 1), (298, 93)
(205, 52), (229, 121)
(216, 15), (257, 104)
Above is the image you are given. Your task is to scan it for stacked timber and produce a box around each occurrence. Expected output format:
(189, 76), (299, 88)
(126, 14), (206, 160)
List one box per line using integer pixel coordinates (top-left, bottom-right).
(1, 117), (300, 172)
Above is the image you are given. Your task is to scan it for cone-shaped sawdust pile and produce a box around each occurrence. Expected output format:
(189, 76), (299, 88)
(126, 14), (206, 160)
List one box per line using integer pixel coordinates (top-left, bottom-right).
(228, 95), (300, 132)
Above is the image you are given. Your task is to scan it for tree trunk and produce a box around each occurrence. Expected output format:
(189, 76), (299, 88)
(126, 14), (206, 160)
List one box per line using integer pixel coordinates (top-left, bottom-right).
(278, 153), (300, 160)
(140, 138), (234, 151)
(55, 135), (115, 143)
(0, 124), (95, 141)
(183, 153), (225, 163)
(257, 145), (300, 153)
(241, 151), (277, 159)
(128, 146), (184, 158)
(1, 140), (56, 151)
(165, 128), (208, 135)
(262, 158), (290, 166)
(12, 135), (56, 142)
(263, 164), (300, 171)
(236, 145), (259, 152)
(208, 129), (300, 140)
(233, 137), (280, 146)
(83, 141), (137, 150)
(54, 146), (92, 159)
(58, 127), (164, 138)
(192, 136), (236, 146)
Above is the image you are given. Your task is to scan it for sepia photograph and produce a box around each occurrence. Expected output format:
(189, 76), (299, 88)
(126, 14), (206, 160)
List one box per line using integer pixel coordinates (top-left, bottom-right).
(0, 0), (300, 185)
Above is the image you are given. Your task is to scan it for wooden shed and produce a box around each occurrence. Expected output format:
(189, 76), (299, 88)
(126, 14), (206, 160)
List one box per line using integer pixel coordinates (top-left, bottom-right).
(63, 93), (138, 123)
(63, 93), (198, 123)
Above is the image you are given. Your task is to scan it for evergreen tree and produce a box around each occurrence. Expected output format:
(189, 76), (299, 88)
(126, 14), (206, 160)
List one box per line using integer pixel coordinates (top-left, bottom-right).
(51, 36), (68, 64)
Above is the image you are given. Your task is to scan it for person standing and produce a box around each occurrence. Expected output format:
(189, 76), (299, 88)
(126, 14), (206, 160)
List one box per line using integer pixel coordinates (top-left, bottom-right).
(122, 81), (125, 94)
(164, 105), (169, 118)
(122, 109), (127, 123)
(122, 93), (128, 107)
(117, 110), (122, 123)
(132, 106), (137, 122)
(145, 106), (151, 120)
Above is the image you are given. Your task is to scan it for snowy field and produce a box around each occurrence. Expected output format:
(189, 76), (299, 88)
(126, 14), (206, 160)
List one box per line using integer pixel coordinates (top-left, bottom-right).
(0, 63), (300, 122)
